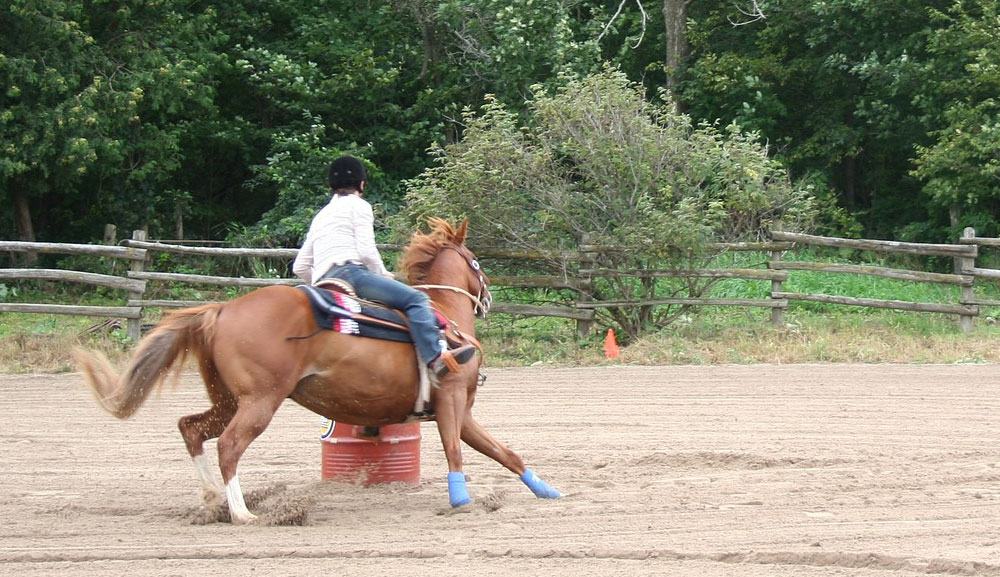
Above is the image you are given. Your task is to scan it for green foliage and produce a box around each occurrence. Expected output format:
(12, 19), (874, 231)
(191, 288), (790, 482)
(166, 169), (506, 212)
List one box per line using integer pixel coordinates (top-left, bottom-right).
(244, 117), (363, 246)
(682, 0), (952, 239)
(912, 0), (1000, 237)
(432, 0), (601, 102)
(3, 0), (999, 256)
(1, 1), (105, 221)
(1, 0), (225, 240)
(401, 69), (814, 246)
(397, 68), (816, 339)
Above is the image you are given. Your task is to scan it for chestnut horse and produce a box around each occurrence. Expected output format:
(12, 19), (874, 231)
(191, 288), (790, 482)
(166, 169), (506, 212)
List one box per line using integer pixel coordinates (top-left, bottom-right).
(76, 219), (560, 523)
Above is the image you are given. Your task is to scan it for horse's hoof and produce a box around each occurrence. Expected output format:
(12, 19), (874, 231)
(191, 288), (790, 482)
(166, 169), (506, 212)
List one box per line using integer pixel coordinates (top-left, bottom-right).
(521, 469), (562, 499)
(447, 471), (472, 508)
(451, 497), (473, 508)
(230, 511), (259, 525)
(202, 490), (224, 508)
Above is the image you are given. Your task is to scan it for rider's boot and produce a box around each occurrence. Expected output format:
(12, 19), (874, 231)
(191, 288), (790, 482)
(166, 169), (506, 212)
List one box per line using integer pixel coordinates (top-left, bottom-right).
(429, 345), (477, 379)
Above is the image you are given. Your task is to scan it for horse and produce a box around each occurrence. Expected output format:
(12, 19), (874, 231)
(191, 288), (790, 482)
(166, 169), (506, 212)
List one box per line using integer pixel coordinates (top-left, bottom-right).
(75, 218), (561, 524)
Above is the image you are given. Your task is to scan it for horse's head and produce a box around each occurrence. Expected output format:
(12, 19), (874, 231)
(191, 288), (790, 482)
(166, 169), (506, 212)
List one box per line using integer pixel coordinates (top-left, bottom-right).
(400, 218), (492, 318)
(443, 220), (492, 318)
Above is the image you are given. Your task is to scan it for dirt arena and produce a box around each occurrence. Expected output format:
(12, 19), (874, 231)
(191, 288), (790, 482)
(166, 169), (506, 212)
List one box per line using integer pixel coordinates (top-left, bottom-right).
(4, 364), (1000, 576)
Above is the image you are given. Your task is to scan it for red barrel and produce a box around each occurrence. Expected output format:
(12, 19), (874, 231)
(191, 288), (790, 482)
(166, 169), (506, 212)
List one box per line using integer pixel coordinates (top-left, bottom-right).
(320, 421), (421, 485)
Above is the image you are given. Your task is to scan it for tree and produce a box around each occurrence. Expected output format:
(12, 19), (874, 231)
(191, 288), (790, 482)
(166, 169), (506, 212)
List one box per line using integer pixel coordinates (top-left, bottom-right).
(397, 69), (815, 339)
(0, 0), (222, 245)
(681, 0), (952, 239)
(226, 0), (451, 245)
(431, 0), (601, 105)
(912, 0), (1000, 237)
(662, 0), (690, 98)
(596, 0), (765, 110)
(238, 0), (606, 246)
(1, 1), (102, 252)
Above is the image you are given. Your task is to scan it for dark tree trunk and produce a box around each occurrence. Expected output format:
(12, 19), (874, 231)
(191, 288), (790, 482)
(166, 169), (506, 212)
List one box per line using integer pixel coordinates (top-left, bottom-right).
(12, 185), (38, 266)
(843, 156), (857, 211)
(662, 0), (690, 111)
(175, 198), (184, 240)
(409, 0), (439, 82)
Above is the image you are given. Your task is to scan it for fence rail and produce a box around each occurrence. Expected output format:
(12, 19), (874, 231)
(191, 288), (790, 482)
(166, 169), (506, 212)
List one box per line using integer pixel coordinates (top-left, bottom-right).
(2, 227), (999, 341)
(768, 231), (977, 258)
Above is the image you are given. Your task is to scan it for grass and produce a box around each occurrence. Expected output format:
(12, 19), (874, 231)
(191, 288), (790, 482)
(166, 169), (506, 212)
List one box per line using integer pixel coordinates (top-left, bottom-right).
(476, 248), (1000, 368)
(3, 248), (1000, 373)
(477, 306), (1000, 367)
(0, 307), (136, 372)
(2, 304), (999, 374)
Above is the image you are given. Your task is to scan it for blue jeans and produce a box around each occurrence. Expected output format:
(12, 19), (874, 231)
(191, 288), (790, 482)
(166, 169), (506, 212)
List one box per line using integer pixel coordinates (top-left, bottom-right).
(323, 264), (442, 364)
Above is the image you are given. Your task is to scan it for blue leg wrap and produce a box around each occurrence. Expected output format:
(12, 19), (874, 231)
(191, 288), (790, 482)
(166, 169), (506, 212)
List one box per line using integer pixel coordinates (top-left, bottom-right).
(521, 468), (562, 499)
(447, 471), (473, 507)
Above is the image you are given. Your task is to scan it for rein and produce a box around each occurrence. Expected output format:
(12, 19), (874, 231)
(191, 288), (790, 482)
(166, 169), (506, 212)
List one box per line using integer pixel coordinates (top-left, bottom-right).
(408, 283), (486, 353)
(412, 283), (487, 314)
(410, 244), (491, 317)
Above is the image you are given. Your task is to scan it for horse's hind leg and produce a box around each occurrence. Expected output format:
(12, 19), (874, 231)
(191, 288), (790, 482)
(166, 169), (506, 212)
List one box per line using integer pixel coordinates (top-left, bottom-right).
(178, 360), (237, 506)
(179, 403), (236, 505)
(461, 417), (562, 499)
(460, 417), (525, 475)
(215, 395), (284, 524)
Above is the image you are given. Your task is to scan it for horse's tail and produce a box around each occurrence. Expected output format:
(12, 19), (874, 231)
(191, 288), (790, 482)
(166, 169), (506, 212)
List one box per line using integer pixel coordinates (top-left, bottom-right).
(75, 303), (221, 420)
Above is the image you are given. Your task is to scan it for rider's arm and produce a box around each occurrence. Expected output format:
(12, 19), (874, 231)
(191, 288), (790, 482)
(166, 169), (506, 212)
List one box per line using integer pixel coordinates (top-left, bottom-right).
(352, 199), (390, 276)
(292, 230), (316, 283)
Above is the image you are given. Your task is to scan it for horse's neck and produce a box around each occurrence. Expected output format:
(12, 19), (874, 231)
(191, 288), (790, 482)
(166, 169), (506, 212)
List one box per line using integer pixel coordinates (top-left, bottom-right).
(433, 290), (476, 335)
(423, 253), (478, 334)
(428, 289), (477, 335)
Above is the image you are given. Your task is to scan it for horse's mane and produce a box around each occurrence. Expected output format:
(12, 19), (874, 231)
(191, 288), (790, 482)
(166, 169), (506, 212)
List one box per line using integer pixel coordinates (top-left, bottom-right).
(398, 218), (465, 285)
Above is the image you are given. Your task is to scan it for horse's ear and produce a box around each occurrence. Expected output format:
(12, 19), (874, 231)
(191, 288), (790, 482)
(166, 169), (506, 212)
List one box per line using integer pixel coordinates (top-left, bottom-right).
(454, 218), (469, 245)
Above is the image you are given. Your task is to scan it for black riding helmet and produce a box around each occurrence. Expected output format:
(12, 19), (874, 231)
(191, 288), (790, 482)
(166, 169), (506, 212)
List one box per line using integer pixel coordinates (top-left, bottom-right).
(328, 155), (367, 191)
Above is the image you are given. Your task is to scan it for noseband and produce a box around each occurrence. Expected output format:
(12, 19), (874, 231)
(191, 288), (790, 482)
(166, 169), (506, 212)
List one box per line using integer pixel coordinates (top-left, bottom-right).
(412, 245), (491, 317)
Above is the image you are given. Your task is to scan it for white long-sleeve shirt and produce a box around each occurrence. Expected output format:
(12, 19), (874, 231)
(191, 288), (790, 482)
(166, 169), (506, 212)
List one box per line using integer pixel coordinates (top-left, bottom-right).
(292, 193), (390, 284)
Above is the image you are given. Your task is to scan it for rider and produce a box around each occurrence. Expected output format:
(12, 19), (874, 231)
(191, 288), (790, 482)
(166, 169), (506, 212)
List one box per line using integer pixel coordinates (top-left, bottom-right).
(292, 155), (476, 380)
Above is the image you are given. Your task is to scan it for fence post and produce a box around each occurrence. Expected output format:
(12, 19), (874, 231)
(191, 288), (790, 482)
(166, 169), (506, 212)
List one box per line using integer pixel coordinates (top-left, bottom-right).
(576, 233), (594, 339)
(958, 227), (976, 333)
(769, 241), (784, 329)
(127, 229), (147, 342)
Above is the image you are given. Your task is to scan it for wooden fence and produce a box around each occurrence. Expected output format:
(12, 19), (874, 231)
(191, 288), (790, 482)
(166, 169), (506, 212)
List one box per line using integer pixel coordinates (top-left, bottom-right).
(770, 229), (983, 332)
(1, 228), (998, 341)
(114, 234), (796, 339)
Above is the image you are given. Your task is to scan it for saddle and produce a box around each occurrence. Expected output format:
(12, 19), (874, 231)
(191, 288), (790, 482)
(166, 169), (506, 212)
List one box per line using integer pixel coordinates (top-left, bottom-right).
(296, 281), (461, 346)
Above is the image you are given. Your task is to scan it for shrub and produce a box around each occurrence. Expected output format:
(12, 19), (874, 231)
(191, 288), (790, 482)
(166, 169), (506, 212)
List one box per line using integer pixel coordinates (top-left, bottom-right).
(396, 68), (816, 339)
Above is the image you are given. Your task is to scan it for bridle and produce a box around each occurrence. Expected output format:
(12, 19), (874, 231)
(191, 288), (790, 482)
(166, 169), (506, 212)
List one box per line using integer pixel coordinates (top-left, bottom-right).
(412, 245), (492, 318)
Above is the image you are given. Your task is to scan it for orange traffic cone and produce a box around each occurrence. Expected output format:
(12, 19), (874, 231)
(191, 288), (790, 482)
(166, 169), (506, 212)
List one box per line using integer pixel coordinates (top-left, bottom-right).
(604, 328), (620, 359)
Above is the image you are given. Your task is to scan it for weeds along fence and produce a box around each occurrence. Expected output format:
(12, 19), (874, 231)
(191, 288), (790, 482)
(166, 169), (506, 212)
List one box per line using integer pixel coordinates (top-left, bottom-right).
(1, 228), (999, 342)
(769, 229), (986, 332)
(0, 236), (148, 340)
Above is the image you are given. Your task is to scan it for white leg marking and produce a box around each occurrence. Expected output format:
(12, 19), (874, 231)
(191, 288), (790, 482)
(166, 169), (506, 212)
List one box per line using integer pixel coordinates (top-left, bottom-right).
(225, 473), (257, 524)
(193, 454), (223, 506)
(415, 360), (431, 414)
(193, 454), (220, 489)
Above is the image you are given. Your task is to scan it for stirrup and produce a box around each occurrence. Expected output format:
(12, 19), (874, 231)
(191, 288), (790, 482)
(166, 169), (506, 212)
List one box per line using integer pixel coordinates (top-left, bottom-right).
(430, 345), (477, 378)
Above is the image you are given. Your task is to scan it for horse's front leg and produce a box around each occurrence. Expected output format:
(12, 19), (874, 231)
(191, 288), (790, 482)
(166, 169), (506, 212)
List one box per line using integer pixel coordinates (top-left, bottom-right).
(433, 376), (472, 507)
(461, 417), (562, 499)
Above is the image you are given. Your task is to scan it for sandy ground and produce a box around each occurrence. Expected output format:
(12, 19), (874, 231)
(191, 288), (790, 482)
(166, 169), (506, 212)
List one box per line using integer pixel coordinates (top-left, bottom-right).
(3, 364), (1000, 576)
